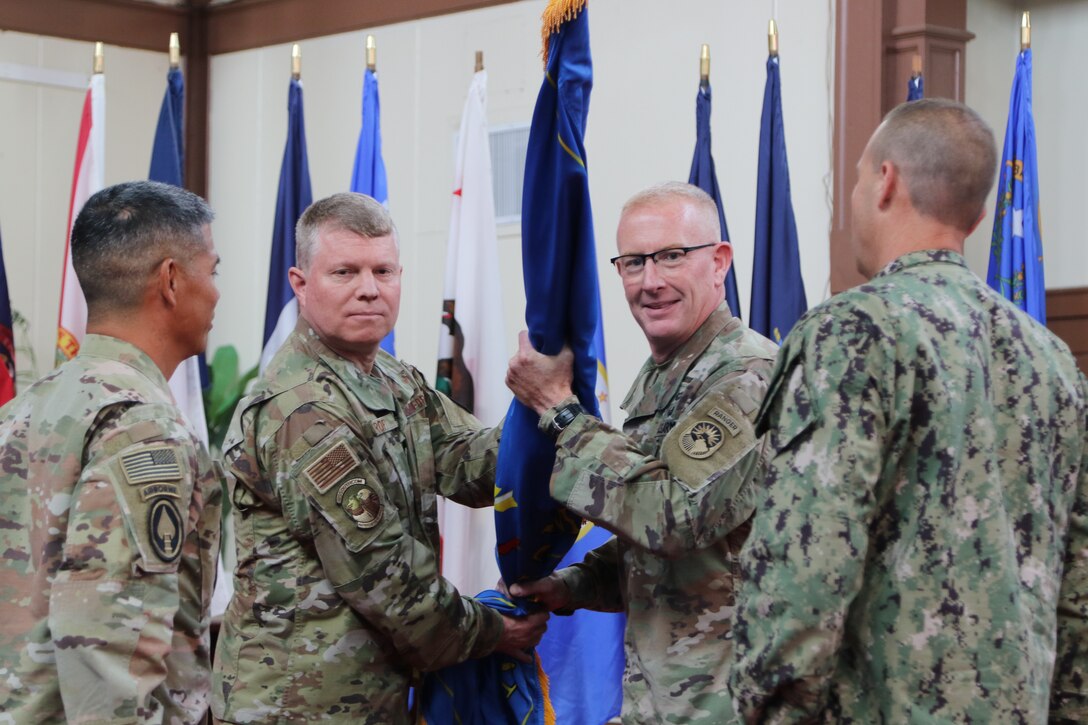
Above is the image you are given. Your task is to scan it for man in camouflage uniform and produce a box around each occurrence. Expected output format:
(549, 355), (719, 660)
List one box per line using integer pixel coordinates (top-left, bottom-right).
(212, 193), (547, 724)
(0, 181), (223, 724)
(728, 99), (1088, 722)
(506, 182), (778, 723)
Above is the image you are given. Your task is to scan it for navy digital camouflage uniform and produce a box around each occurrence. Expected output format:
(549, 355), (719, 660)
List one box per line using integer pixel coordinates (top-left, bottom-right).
(213, 321), (505, 724)
(0, 334), (222, 724)
(729, 250), (1088, 723)
(540, 302), (778, 724)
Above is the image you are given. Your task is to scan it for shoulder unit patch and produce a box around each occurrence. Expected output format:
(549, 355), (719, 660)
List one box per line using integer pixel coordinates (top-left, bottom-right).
(148, 498), (183, 562)
(679, 420), (725, 459)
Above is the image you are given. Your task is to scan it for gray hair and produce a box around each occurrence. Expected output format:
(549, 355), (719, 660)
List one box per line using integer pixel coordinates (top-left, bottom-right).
(869, 98), (997, 232)
(71, 180), (214, 313)
(295, 192), (398, 270)
(620, 182), (723, 243)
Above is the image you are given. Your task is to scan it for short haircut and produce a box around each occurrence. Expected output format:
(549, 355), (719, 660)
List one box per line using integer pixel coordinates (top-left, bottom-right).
(295, 192), (398, 270)
(868, 98), (997, 232)
(71, 180), (214, 313)
(620, 182), (723, 243)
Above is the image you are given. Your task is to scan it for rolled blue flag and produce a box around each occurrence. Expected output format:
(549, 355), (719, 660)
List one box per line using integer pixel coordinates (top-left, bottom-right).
(749, 54), (807, 344)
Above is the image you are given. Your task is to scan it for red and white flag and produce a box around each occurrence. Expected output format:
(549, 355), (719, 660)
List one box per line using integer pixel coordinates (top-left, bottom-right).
(56, 73), (104, 365)
(435, 70), (508, 596)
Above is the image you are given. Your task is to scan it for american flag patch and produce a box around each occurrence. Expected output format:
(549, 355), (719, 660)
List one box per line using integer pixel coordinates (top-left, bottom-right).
(121, 447), (182, 484)
(303, 441), (360, 494)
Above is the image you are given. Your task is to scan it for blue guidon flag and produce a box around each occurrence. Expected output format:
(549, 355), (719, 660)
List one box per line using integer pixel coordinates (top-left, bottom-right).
(0, 227), (13, 405)
(421, 2), (601, 723)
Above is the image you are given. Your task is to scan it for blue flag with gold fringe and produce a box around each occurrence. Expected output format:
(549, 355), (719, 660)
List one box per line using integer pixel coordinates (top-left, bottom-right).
(689, 79), (742, 318)
(988, 48), (1044, 323)
(907, 73), (924, 101)
(750, 53), (806, 344)
(420, 2), (600, 723)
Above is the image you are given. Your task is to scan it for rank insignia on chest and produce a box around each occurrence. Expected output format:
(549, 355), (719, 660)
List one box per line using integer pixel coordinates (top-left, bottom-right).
(679, 420), (725, 459)
(121, 447), (182, 485)
(336, 478), (383, 529)
(304, 440), (361, 494)
(148, 498), (183, 562)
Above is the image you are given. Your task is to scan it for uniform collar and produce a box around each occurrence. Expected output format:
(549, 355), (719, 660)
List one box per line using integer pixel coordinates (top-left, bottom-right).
(874, 249), (968, 279)
(78, 334), (170, 391)
(291, 318), (403, 412)
(620, 301), (737, 416)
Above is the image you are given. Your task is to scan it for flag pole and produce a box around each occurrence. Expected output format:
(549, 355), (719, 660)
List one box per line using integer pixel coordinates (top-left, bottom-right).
(768, 19), (779, 58)
(93, 41), (104, 74)
(366, 35), (376, 72)
(475, 50), (484, 72)
(169, 32), (180, 68)
(699, 43), (710, 89)
(291, 43), (301, 80)
(1020, 11), (1031, 51)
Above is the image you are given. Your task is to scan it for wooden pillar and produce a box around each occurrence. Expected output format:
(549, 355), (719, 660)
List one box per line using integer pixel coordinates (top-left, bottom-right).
(185, 1), (210, 199)
(830, 0), (973, 293)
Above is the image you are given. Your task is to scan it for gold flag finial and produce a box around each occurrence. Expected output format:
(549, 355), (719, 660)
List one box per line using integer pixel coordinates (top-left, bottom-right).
(768, 19), (779, 57)
(169, 32), (180, 68)
(700, 44), (710, 83)
(291, 43), (301, 80)
(911, 53), (922, 77)
(93, 42), (104, 74)
(1020, 11), (1031, 51)
(475, 50), (484, 72)
(366, 35), (376, 72)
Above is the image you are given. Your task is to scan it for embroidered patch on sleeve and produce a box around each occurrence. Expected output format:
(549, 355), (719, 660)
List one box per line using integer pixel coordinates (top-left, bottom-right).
(304, 440), (362, 494)
(148, 498), (183, 563)
(121, 447), (182, 485)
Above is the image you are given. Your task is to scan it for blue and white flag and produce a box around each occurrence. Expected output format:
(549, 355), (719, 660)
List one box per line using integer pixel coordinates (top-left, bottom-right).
(907, 73), (924, 101)
(260, 78), (313, 372)
(988, 48), (1044, 323)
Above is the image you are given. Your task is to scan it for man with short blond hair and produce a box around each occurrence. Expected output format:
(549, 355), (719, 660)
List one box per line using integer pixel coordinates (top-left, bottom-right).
(213, 192), (546, 724)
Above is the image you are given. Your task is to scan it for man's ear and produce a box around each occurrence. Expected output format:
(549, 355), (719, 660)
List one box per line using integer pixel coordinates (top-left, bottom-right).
(157, 257), (180, 308)
(713, 241), (734, 285)
(288, 266), (306, 307)
(878, 160), (898, 210)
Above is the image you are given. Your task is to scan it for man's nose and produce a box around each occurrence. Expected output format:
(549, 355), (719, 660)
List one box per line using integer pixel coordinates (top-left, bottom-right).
(641, 258), (667, 289)
(354, 271), (379, 299)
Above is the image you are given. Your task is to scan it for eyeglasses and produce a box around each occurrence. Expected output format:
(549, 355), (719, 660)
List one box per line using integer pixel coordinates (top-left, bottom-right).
(610, 243), (717, 277)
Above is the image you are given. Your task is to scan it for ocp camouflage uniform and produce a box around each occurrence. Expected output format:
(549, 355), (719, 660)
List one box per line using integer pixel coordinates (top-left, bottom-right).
(213, 321), (505, 724)
(541, 302), (777, 724)
(0, 334), (221, 724)
(729, 250), (1088, 723)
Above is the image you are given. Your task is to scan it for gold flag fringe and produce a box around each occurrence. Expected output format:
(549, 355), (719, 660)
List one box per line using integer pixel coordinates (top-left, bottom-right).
(541, 0), (587, 66)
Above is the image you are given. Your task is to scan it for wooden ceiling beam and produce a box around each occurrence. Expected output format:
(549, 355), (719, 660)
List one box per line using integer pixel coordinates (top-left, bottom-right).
(205, 0), (520, 55)
(0, 0), (188, 53)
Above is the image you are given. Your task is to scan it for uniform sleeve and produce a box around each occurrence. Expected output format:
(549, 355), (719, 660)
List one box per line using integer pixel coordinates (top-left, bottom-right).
(1052, 372), (1088, 721)
(49, 403), (204, 725)
(546, 369), (769, 559)
(270, 401), (504, 673)
(424, 378), (502, 509)
(728, 320), (885, 723)
(554, 535), (625, 612)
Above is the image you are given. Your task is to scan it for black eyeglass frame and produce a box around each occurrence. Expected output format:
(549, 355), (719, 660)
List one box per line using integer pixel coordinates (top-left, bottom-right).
(609, 242), (719, 270)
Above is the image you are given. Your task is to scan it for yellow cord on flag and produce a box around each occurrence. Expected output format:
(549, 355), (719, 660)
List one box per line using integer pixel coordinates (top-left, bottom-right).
(535, 651), (557, 725)
(541, 0), (587, 65)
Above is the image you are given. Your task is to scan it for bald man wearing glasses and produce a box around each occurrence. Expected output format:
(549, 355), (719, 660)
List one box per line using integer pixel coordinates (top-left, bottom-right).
(505, 181), (778, 724)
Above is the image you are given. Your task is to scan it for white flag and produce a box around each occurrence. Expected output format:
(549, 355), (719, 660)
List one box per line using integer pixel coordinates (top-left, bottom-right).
(435, 70), (508, 596)
(56, 73), (104, 365)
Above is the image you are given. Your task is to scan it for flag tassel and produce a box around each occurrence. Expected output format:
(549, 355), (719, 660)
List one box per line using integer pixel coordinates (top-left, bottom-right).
(541, 0), (587, 64)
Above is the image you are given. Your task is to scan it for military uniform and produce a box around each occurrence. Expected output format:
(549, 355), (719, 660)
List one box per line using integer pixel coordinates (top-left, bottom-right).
(0, 334), (221, 724)
(541, 303), (777, 724)
(729, 250), (1088, 723)
(213, 322), (505, 724)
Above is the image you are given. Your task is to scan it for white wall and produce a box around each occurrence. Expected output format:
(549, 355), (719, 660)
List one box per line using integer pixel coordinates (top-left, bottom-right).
(0, 32), (168, 383)
(965, 0), (1088, 290)
(207, 0), (836, 420)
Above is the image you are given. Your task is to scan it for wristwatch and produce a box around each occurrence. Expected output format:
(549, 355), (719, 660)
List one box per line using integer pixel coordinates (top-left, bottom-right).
(549, 400), (586, 438)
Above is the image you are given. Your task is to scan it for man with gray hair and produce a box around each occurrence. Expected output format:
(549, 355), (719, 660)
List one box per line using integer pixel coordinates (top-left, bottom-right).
(212, 192), (547, 724)
(506, 181), (779, 723)
(728, 98), (1088, 722)
(0, 180), (222, 723)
